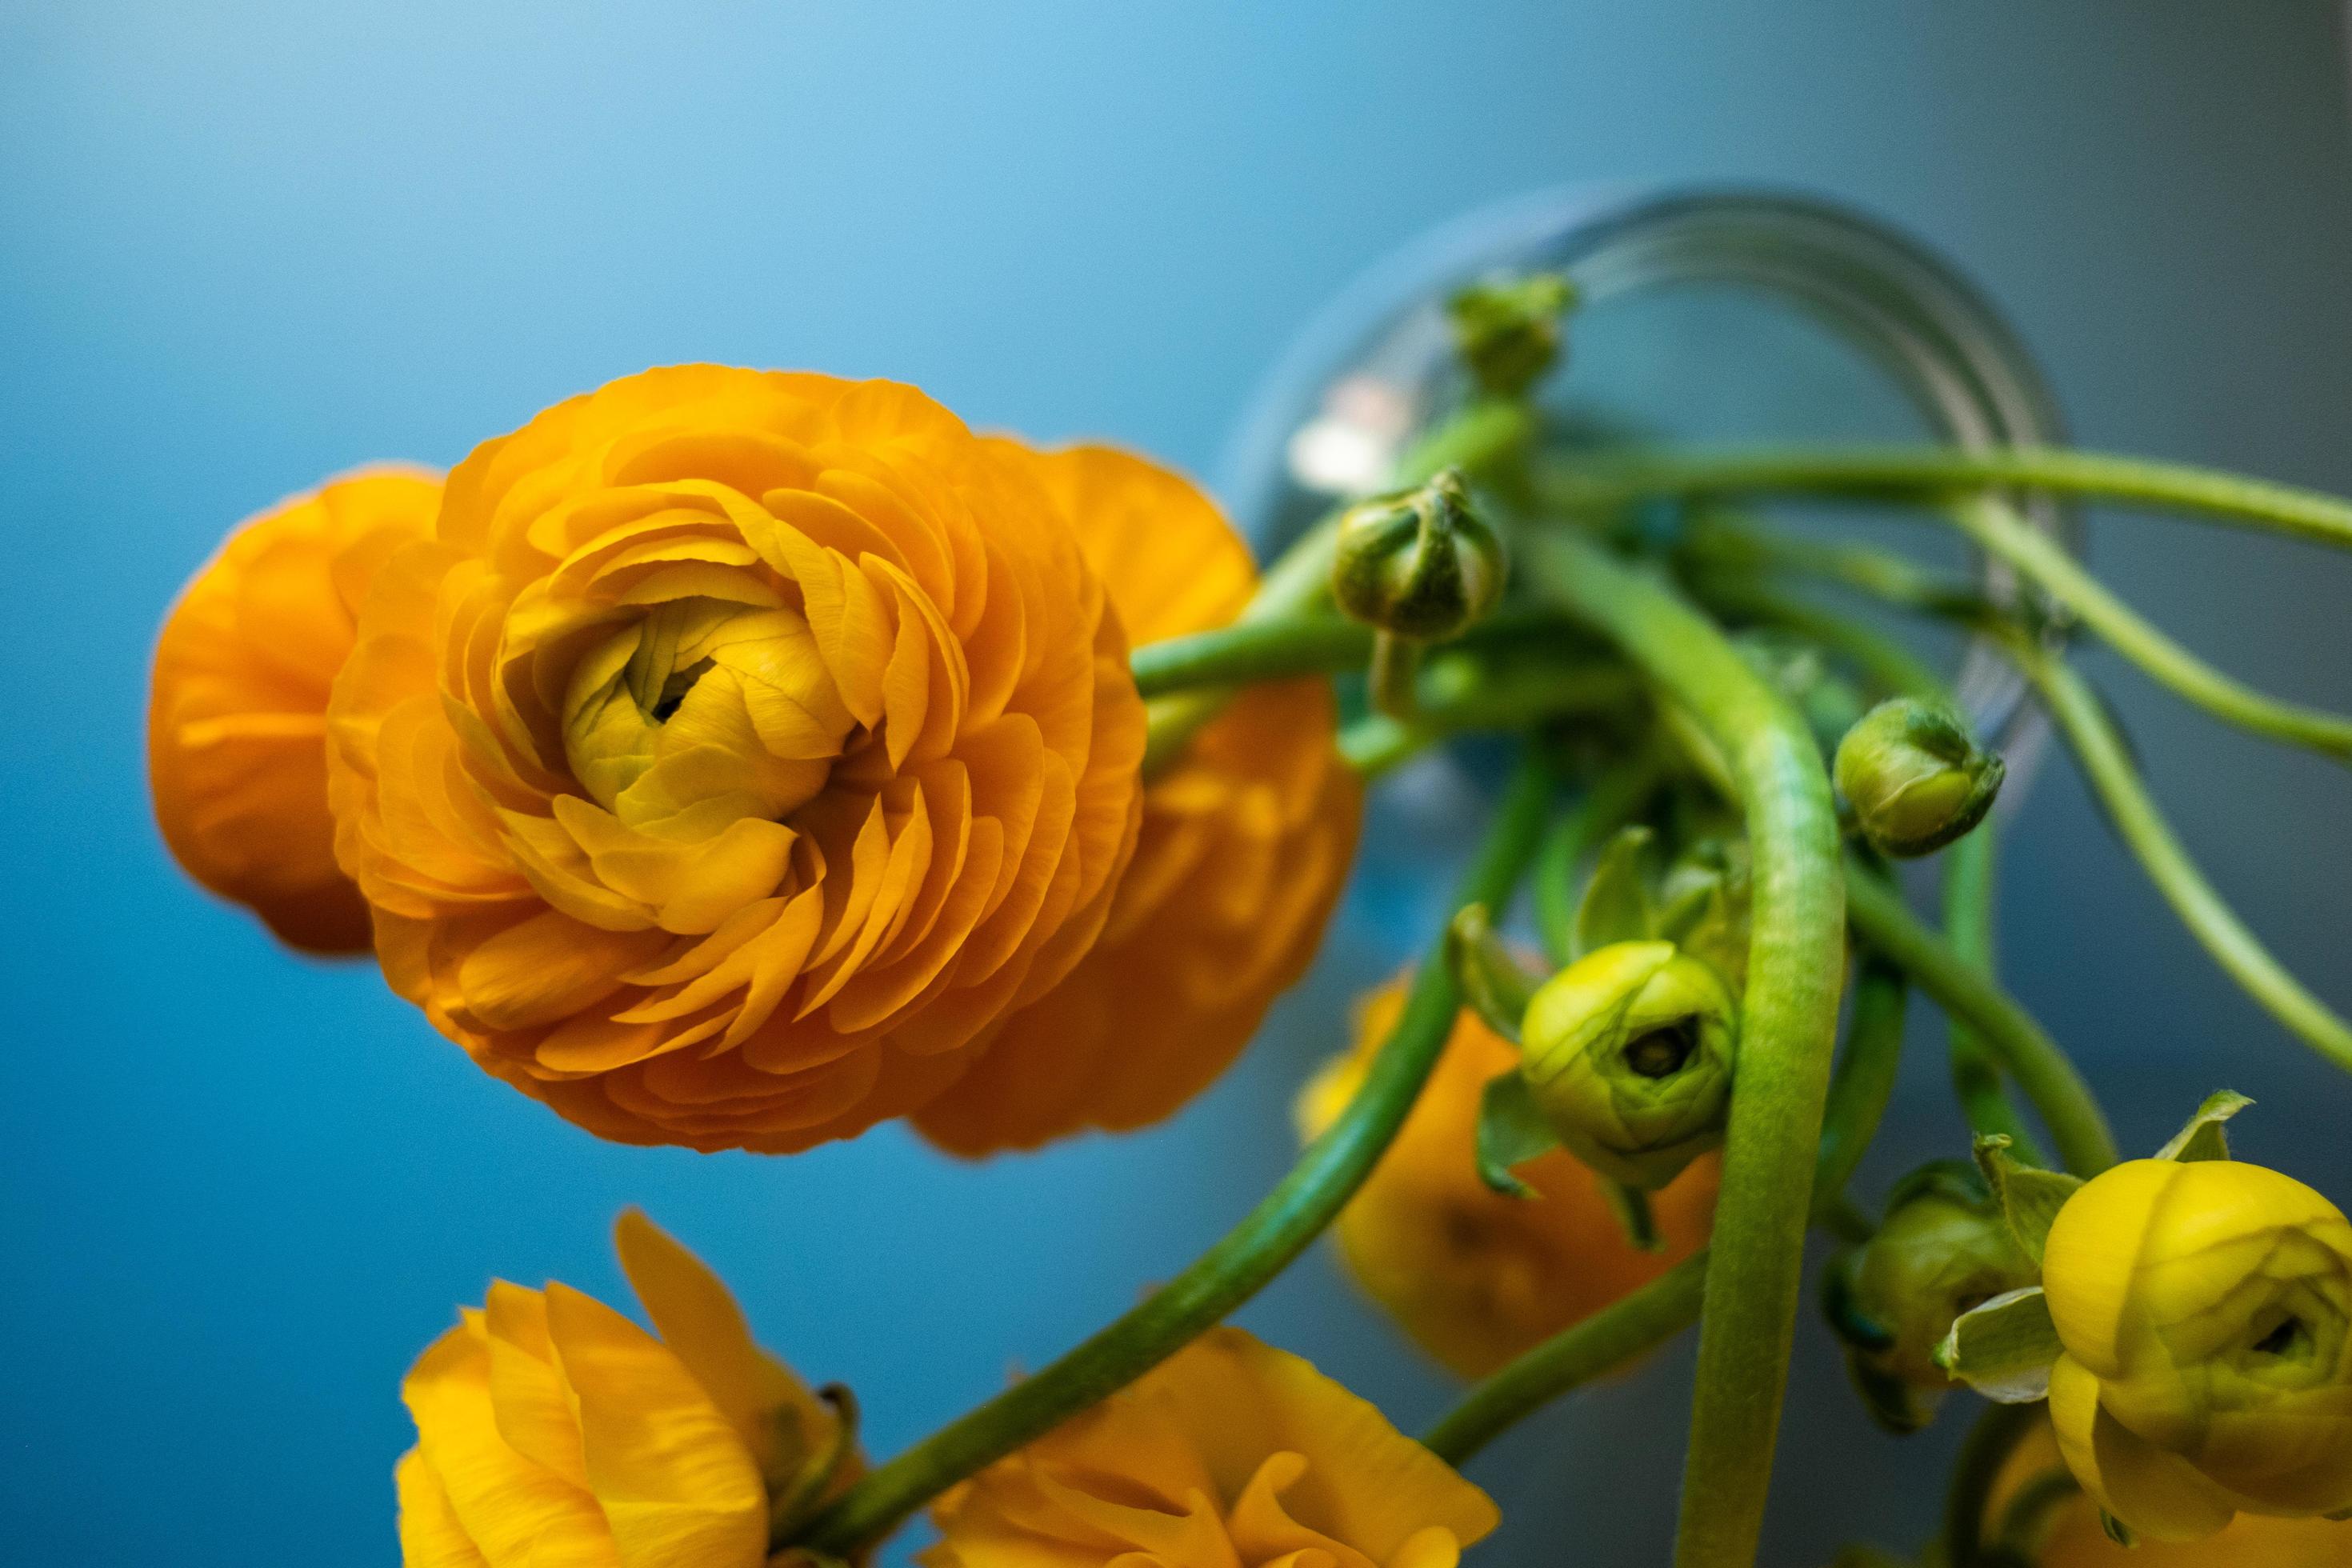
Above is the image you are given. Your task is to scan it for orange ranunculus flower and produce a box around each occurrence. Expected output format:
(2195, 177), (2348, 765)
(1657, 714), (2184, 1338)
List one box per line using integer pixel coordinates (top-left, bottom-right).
(1298, 979), (1719, 1379)
(326, 366), (1146, 1152)
(922, 1326), (1499, 1568)
(397, 1210), (857, 1568)
(148, 466), (438, 953)
(914, 446), (1362, 1154)
(1989, 1418), (2352, 1567)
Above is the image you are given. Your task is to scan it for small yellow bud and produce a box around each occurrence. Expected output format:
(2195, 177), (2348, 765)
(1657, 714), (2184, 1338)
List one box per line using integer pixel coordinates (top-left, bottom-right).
(1446, 272), (1577, 398)
(1329, 470), (1506, 643)
(1518, 940), (1737, 1190)
(2040, 1158), (2352, 1542)
(1834, 697), (2004, 858)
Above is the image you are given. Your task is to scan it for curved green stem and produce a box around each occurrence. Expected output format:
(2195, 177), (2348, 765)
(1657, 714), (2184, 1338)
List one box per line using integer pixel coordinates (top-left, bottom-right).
(1842, 859), (2116, 1177)
(1813, 953), (1909, 1220)
(790, 753), (1556, 1557)
(1132, 617), (1369, 699)
(1694, 574), (1946, 703)
(1946, 496), (2352, 760)
(1550, 444), (2352, 551)
(1421, 1251), (1709, 1466)
(1940, 830), (2048, 1165)
(1940, 1399), (2044, 1568)
(1144, 401), (1534, 774)
(1526, 531), (1846, 1568)
(2010, 641), (2352, 1074)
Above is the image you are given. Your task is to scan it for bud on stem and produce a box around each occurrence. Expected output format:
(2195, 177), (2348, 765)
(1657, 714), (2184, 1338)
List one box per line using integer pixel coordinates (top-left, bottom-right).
(1834, 696), (2004, 858)
(1330, 469), (1507, 646)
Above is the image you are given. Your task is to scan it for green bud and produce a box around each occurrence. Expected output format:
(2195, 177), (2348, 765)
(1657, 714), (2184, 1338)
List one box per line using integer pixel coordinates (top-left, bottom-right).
(1329, 469), (1507, 642)
(1518, 939), (1738, 1190)
(1833, 696), (2004, 858)
(1446, 272), (1578, 398)
(1824, 1162), (2037, 1433)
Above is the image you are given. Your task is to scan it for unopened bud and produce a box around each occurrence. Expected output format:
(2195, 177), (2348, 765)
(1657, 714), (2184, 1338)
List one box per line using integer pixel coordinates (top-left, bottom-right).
(1330, 469), (1506, 642)
(1834, 697), (2004, 858)
(1447, 272), (1578, 398)
(1518, 940), (1737, 1190)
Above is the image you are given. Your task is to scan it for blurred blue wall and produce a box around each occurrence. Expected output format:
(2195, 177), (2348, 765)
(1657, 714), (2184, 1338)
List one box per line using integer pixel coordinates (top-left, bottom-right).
(5, 4), (2350, 1564)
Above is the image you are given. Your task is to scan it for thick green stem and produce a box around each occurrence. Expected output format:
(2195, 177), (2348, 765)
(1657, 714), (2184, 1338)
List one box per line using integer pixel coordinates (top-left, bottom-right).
(2012, 642), (2352, 1074)
(1131, 617), (1370, 698)
(1421, 1252), (1710, 1466)
(790, 754), (1556, 1557)
(1550, 444), (2352, 551)
(1946, 496), (2352, 760)
(1842, 862), (2116, 1177)
(1526, 531), (1846, 1568)
(1940, 830), (2048, 1165)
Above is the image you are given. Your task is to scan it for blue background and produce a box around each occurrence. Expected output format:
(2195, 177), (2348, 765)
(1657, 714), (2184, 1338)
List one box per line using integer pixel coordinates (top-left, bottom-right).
(6, 4), (2352, 1564)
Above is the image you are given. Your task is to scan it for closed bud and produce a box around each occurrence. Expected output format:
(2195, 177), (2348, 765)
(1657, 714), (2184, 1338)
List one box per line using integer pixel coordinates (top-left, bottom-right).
(1446, 272), (1578, 398)
(1834, 696), (2004, 857)
(1824, 1164), (2036, 1433)
(1330, 469), (1506, 642)
(2042, 1158), (2352, 1542)
(1518, 940), (1737, 1190)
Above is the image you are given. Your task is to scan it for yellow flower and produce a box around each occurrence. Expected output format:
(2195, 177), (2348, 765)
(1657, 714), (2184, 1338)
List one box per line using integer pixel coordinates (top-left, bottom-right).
(148, 466), (438, 953)
(326, 366), (1147, 1152)
(1989, 1417), (2352, 1567)
(1518, 940), (1738, 1190)
(922, 1326), (1499, 1568)
(396, 1210), (854, 1568)
(2040, 1158), (2352, 1542)
(1298, 980), (1717, 1378)
(915, 445), (1361, 1154)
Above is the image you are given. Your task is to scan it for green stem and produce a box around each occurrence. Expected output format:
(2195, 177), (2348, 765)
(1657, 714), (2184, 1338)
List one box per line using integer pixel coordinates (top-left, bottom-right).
(1939, 1399), (2044, 1568)
(1813, 953), (1909, 1219)
(1143, 401), (1534, 774)
(1940, 830), (2048, 1165)
(1842, 862), (2116, 1177)
(1694, 574), (1946, 702)
(1946, 496), (2352, 760)
(1526, 530), (1846, 1568)
(1534, 761), (1661, 966)
(2010, 641), (2352, 1074)
(1131, 617), (1369, 699)
(1421, 1251), (1709, 1466)
(790, 753), (1557, 1557)
(1368, 632), (1422, 719)
(1550, 444), (2352, 551)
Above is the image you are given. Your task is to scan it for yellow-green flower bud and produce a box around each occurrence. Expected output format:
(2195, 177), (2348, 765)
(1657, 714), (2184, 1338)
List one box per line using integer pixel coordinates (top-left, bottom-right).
(1824, 1165), (2036, 1433)
(1518, 940), (1737, 1190)
(1834, 696), (2004, 858)
(1330, 470), (1506, 643)
(1446, 272), (1577, 398)
(2041, 1158), (2352, 1542)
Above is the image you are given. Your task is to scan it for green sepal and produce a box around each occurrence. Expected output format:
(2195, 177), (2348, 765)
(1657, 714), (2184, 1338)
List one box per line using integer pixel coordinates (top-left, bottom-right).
(2098, 1511), (2135, 1547)
(1446, 903), (1538, 1046)
(1846, 1348), (1941, 1435)
(767, 1382), (861, 1540)
(1572, 825), (1656, 958)
(1934, 1285), (2060, 1403)
(2154, 1090), (2254, 1162)
(1972, 1134), (2082, 1267)
(1819, 1250), (1895, 1354)
(1475, 1070), (1562, 1198)
(1602, 1179), (1662, 1252)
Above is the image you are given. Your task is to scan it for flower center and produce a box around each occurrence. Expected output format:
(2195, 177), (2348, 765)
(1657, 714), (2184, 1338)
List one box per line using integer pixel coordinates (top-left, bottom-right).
(561, 596), (856, 836)
(1625, 1020), (1698, 1079)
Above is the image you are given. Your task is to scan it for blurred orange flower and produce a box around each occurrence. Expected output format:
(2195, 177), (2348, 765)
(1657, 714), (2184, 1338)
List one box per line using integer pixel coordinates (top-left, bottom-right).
(326, 366), (1146, 1152)
(1299, 979), (1718, 1378)
(915, 446), (1361, 1154)
(922, 1326), (1498, 1568)
(397, 1210), (855, 1568)
(148, 466), (438, 954)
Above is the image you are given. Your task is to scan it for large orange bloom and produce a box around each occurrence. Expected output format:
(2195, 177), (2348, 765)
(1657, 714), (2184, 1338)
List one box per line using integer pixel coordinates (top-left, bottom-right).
(326, 367), (1146, 1152)
(923, 1326), (1498, 1568)
(1298, 980), (1718, 1379)
(915, 446), (1362, 1154)
(149, 466), (438, 954)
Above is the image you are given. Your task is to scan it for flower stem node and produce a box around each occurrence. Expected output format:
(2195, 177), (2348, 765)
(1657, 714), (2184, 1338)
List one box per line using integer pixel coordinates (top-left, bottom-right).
(1518, 939), (1738, 1190)
(1822, 1163), (2036, 1434)
(1834, 696), (2005, 858)
(1330, 469), (1508, 644)
(1446, 271), (1578, 399)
